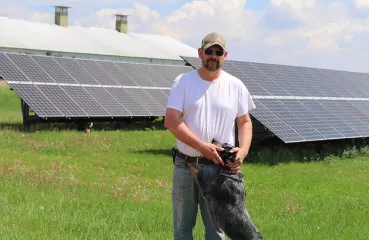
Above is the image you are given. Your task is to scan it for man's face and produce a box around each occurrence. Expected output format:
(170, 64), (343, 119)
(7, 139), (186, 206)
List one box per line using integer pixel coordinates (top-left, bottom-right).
(198, 45), (228, 72)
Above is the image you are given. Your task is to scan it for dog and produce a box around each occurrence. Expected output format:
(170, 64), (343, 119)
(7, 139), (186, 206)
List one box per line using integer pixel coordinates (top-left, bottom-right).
(185, 140), (264, 240)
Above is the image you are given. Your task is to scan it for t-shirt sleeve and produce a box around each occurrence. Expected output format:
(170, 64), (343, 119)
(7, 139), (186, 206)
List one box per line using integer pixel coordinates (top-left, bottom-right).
(166, 74), (185, 112)
(237, 84), (256, 117)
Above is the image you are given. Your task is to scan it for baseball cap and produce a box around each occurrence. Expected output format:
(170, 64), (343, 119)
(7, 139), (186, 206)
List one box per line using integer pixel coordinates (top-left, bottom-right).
(201, 32), (226, 50)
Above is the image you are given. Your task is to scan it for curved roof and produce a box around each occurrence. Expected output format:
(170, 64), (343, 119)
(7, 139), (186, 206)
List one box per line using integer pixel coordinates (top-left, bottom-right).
(0, 17), (198, 60)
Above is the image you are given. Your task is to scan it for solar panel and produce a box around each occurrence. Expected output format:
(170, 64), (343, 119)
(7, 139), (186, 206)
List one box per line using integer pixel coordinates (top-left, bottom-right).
(0, 53), (30, 82)
(3, 51), (369, 144)
(133, 64), (171, 88)
(221, 62), (271, 96)
(256, 64), (308, 96)
(36, 85), (88, 117)
(181, 55), (369, 143)
(144, 89), (170, 110)
(280, 99), (343, 139)
(0, 52), (194, 122)
(10, 83), (63, 117)
(251, 99), (304, 143)
(83, 87), (131, 116)
(258, 99), (325, 141)
(59, 86), (109, 117)
(6, 53), (55, 83)
(97, 61), (138, 86)
(75, 59), (119, 86)
(150, 65), (186, 84)
(285, 65), (326, 97)
(318, 100), (369, 135)
(125, 88), (164, 116)
(302, 100), (361, 138)
(106, 88), (151, 116)
(32, 55), (78, 84)
(340, 72), (369, 98)
(56, 58), (100, 85)
(161, 89), (170, 97)
(115, 63), (156, 87)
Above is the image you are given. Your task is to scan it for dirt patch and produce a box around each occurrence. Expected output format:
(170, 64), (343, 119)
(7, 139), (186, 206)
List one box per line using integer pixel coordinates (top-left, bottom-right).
(0, 80), (8, 87)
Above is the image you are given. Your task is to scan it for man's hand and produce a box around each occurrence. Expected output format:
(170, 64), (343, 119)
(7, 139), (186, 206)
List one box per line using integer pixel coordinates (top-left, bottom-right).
(199, 142), (225, 165)
(225, 147), (248, 173)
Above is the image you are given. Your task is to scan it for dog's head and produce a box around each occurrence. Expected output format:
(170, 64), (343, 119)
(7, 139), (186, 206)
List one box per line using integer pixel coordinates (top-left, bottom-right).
(211, 139), (236, 164)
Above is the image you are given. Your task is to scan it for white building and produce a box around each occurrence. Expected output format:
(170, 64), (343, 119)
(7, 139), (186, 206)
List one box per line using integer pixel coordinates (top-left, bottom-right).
(0, 6), (198, 65)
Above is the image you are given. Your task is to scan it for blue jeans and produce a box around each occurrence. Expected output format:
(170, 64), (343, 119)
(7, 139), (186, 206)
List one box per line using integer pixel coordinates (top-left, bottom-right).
(172, 156), (226, 240)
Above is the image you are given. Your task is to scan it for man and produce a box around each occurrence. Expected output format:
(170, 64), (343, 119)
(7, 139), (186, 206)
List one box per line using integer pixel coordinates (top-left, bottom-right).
(164, 32), (256, 240)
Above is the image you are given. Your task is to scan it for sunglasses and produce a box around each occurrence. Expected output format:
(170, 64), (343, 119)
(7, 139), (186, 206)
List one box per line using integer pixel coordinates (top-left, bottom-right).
(204, 49), (225, 56)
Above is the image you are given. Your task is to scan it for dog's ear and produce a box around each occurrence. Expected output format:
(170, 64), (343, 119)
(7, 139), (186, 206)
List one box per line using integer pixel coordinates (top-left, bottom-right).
(211, 139), (222, 147)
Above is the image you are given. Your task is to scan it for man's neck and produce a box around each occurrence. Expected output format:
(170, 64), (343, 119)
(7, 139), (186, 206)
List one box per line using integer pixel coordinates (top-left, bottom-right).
(197, 67), (222, 81)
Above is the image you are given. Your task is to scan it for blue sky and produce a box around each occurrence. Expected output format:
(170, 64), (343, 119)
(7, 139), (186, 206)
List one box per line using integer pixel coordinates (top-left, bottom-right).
(1, 0), (369, 73)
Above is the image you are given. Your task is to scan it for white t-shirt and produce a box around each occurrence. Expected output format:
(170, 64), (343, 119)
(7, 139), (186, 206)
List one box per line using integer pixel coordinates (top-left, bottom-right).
(166, 69), (256, 157)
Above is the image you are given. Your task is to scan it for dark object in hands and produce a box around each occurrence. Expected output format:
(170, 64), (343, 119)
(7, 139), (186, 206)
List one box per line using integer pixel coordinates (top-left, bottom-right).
(212, 139), (236, 170)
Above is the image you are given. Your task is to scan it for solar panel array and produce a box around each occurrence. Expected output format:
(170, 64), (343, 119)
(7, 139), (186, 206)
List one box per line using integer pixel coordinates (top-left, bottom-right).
(181, 56), (369, 143)
(0, 52), (191, 118)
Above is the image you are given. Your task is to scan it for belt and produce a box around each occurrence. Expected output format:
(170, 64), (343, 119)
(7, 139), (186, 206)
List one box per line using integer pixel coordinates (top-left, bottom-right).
(176, 151), (214, 165)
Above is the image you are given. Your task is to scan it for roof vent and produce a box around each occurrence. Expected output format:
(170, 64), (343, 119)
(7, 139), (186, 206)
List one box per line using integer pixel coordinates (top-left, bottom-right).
(115, 14), (128, 33)
(54, 6), (71, 27)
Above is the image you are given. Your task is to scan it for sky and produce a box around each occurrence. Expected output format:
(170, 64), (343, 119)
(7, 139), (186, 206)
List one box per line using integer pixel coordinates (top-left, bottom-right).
(1, 0), (369, 73)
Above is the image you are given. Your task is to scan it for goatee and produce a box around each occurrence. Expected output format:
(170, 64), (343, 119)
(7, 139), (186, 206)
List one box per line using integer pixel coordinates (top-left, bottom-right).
(203, 59), (221, 72)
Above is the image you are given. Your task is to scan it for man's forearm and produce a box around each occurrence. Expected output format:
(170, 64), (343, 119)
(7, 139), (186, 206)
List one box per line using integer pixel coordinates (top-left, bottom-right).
(167, 121), (204, 152)
(238, 120), (253, 154)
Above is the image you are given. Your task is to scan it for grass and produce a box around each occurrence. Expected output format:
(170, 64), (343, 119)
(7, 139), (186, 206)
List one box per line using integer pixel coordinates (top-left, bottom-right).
(1, 86), (369, 239)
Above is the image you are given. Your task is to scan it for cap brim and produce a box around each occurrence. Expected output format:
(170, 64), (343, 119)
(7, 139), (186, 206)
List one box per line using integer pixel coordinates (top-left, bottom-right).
(202, 43), (225, 50)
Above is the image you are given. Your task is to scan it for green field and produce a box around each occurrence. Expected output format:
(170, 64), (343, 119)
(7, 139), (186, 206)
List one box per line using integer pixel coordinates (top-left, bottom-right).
(0, 86), (368, 240)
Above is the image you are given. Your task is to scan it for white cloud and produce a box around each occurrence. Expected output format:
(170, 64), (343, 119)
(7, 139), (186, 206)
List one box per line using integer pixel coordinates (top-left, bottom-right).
(353, 0), (369, 8)
(0, 4), (53, 23)
(72, 3), (160, 33)
(271, 0), (317, 9)
(151, 0), (259, 45)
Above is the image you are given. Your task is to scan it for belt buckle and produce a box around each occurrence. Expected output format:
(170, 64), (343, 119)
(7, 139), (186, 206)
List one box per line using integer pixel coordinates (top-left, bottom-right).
(196, 157), (203, 165)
